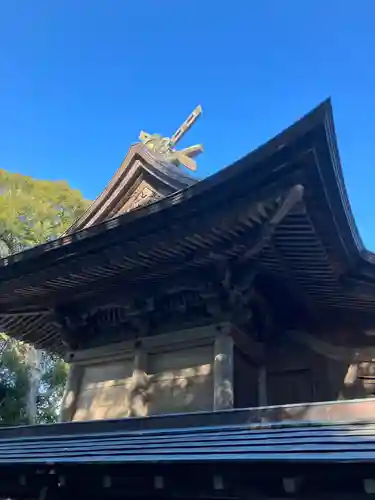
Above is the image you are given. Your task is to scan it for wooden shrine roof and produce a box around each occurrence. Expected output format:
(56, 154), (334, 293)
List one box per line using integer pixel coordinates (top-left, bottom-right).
(1, 99), (375, 352)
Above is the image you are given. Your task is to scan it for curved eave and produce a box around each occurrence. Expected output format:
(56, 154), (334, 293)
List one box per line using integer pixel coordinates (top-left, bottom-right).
(0, 99), (371, 289)
(0, 189), (301, 352)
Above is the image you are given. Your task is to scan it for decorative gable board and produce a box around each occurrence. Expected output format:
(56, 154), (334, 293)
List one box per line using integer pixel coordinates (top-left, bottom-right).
(116, 179), (160, 214)
(66, 144), (196, 235)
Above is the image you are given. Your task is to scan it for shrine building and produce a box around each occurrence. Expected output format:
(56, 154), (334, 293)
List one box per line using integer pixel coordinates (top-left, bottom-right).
(1, 100), (375, 422)
(1, 100), (375, 500)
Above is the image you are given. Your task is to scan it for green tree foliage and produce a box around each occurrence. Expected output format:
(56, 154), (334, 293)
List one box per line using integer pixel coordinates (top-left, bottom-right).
(0, 168), (88, 253)
(37, 352), (70, 424)
(0, 334), (29, 425)
(0, 169), (89, 425)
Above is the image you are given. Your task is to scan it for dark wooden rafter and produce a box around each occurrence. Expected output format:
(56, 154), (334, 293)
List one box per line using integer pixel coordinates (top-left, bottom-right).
(0, 194), (279, 306)
(203, 185), (305, 332)
(50, 186), (304, 350)
(0, 185), (302, 311)
(266, 240), (317, 319)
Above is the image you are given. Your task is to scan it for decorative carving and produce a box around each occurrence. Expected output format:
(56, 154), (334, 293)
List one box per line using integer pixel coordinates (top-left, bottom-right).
(250, 291), (275, 341)
(54, 308), (87, 350)
(198, 261), (257, 328)
(56, 264), (272, 350)
(119, 180), (161, 214)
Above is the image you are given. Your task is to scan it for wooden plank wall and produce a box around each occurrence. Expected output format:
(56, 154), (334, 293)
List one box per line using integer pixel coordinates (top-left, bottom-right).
(147, 347), (213, 414)
(233, 347), (258, 408)
(73, 360), (134, 421)
(72, 345), (213, 421)
(266, 341), (318, 406)
(264, 334), (375, 406)
(230, 332), (343, 408)
(69, 323), (375, 422)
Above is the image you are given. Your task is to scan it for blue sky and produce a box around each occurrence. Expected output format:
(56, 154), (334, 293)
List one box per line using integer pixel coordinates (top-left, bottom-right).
(1, 1), (375, 247)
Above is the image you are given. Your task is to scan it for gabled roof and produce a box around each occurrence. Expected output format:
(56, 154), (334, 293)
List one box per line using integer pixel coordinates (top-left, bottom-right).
(66, 143), (197, 234)
(1, 99), (375, 353)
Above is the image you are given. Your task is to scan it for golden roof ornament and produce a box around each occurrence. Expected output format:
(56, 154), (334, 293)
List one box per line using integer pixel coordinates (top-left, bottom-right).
(139, 105), (203, 172)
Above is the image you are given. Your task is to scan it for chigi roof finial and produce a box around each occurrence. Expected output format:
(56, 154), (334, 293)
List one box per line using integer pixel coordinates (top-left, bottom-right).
(139, 105), (203, 172)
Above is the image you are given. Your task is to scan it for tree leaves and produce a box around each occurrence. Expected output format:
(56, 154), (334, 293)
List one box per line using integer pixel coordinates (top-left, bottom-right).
(0, 337), (29, 425)
(0, 168), (89, 250)
(0, 169), (90, 425)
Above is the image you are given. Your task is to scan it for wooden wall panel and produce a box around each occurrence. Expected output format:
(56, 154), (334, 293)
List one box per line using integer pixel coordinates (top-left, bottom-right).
(266, 340), (318, 406)
(233, 347), (258, 408)
(73, 360), (134, 421)
(147, 345), (213, 415)
(282, 329), (375, 402)
(267, 369), (314, 406)
(264, 332), (375, 405)
(148, 373), (213, 414)
(72, 344), (214, 421)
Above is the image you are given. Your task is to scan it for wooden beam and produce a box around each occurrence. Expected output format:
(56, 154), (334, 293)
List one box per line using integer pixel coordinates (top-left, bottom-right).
(130, 344), (148, 417)
(0, 310), (50, 318)
(59, 363), (84, 422)
(66, 323), (226, 364)
(213, 328), (234, 411)
(240, 184), (304, 261)
(258, 365), (268, 406)
(230, 325), (264, 363)
(287, 329), (375, 363)
(231, 321), (269, 407)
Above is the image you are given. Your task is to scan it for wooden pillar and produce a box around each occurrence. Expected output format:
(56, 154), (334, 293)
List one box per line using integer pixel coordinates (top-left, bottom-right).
(214, 329), (234, 411)
(59, 363), (84, 422)
(258, 364), (267, 406)
(130, 345), (148, 417)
